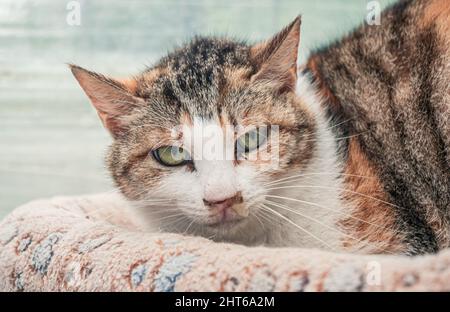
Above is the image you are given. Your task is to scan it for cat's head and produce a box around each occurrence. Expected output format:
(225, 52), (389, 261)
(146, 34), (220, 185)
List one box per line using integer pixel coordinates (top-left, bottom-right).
(71, 17), (318, 242)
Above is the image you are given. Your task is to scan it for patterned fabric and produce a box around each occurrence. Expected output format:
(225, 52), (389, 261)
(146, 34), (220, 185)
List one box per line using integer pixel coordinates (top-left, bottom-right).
(0, 193), (449, 292)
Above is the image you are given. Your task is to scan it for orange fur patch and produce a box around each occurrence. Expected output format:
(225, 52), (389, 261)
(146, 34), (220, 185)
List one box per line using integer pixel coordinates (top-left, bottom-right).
(119, 78), (138, 93)
(119, 68), (167, 94)
(223, 67), (252, 91)
(340, 138), (406, 254)
(421, 0), (450, 48)
(140, 67), (167, 87)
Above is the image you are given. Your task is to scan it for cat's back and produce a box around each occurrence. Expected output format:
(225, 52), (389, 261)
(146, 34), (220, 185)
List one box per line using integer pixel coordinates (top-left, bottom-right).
(307, 0), (449, 254)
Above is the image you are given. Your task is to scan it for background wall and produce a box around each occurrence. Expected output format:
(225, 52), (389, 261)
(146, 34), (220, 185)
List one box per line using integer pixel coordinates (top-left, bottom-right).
(0, 0), (396, 219)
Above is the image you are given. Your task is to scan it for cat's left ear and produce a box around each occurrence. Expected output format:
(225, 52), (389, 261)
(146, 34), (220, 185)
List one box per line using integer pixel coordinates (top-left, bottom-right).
(70, 65), (145, 138)
(250, 16), (301, 93)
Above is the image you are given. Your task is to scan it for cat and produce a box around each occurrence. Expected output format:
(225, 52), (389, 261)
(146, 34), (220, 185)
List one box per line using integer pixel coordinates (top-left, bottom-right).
(70, 0), (449, 255)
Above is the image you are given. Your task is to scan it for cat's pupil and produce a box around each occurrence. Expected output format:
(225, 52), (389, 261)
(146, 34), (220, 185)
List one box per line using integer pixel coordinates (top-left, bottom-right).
(236, 128), (265, 155)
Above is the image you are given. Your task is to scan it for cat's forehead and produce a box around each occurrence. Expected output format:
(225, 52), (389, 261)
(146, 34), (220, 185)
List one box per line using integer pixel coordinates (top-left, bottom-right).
(130, 37), (310, 134)
(135, 37), (254, 117)
(159, 37), (251, 75)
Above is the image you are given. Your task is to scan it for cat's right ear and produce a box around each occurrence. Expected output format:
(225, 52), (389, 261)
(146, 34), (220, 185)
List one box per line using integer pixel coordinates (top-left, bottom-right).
(70, 64), (145, 138)
(249, 16), (301, 94)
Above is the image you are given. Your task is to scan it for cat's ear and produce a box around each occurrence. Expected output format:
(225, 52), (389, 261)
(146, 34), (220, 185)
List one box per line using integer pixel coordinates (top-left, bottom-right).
(70, 65), (145, 138)
(250, 16), (301, 93)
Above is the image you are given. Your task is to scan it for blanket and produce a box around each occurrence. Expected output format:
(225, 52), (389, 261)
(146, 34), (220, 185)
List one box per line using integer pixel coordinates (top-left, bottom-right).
(0, 193), (449, 291)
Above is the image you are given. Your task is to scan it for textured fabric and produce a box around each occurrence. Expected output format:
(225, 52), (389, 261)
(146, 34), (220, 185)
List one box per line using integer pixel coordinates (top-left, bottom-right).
(0, 193), (449, 292)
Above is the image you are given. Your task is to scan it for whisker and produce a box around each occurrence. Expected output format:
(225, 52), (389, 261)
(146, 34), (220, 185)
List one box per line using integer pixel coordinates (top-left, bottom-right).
(265, 194), (410, 236)
(133, 201), (192, 208)
(264, 172), (376, 187)
(264, 200), (357, 240)
(158, 215), (190, 232)
(322, 118), (354, 132)
(300, 131), (368, 144)
(265, 185), (407, 211)
(153, 213), (187, 222)
(183, 218), (197, 235)
(256, 208), (281, 227)
(260, 204), (335, 251)
(252, 211), (266, 232)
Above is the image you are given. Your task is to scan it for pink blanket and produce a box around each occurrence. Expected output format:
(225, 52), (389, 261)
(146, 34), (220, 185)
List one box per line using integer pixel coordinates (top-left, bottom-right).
(0, 193), (449, 291)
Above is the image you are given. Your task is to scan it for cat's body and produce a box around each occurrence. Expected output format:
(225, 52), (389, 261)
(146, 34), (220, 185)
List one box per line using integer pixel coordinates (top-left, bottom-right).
(306, 0), (450, 255)
(71, 0), (449, 255)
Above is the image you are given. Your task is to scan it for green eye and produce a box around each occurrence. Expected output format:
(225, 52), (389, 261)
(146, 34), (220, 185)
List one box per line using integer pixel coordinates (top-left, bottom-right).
(236, 128), (267, 154)
(152, 146), (190, 166)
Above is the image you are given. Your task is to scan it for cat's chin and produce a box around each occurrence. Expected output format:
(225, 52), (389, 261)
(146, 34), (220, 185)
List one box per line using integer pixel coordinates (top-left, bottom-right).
(206, 217), (267, 246)
(206, 217), (246, 230)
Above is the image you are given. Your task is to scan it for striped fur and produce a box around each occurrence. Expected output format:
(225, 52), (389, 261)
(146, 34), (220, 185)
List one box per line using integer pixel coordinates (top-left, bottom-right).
(307, 0), (449, 255)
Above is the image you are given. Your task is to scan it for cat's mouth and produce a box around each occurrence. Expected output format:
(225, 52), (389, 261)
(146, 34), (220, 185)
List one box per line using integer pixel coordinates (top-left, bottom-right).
(205, 208), (247, 228)
(204, 196), (265, 230)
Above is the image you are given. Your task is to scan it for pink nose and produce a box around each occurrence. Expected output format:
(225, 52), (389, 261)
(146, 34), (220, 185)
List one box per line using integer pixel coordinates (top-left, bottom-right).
(203, 192), (243, 211)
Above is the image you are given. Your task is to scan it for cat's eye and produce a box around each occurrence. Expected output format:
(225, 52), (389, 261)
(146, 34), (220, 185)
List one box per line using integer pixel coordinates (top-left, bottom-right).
(236, 128), (267, 154)
(152, 146), (190, 166)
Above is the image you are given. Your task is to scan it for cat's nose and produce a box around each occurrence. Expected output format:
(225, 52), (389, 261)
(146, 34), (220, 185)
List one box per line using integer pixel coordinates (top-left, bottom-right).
(203, 192), (243, 210)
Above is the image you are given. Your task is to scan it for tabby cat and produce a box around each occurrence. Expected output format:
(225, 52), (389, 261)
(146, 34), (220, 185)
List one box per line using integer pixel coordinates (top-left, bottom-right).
(71, 0), (449, 255)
